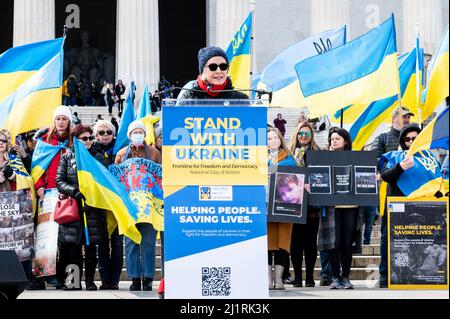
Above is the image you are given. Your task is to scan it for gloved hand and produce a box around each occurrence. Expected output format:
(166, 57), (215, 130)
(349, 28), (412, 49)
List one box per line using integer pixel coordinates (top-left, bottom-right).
(74, 190), (86, 201)
(3, 165), (14, 179)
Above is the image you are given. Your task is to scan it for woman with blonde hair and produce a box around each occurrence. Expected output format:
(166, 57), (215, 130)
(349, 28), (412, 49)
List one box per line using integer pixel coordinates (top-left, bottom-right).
(288, 122), (321, 287)
(267, 127), (296, 290)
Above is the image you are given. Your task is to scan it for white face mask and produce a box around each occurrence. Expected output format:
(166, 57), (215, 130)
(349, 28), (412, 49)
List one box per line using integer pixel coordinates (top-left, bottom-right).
(131, 134), (145, 146)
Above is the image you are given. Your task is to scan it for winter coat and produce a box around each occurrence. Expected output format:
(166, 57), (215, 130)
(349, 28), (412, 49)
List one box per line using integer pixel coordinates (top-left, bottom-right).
(371, 127), (401, 164)
(90, 140), (116, 168)
(177, 78), (249, 100)
(34, 128), (69, 191)
(267, 149), (295, 252)
(273, 118), (287, 135)
(67, 77), (78, 95)
(56, 148), (107, 245)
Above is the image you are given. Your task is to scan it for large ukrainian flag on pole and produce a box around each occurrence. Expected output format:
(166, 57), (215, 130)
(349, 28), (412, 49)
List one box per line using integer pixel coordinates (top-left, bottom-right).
(350, 47), (424, 149)
(422, 25), (449, 119)
(0, 38), (64, 141)
(257, 27), (346, 108)
(295, 15), (399, 118)
(226, 12), (253, 90)
(74, 138), (142, 244)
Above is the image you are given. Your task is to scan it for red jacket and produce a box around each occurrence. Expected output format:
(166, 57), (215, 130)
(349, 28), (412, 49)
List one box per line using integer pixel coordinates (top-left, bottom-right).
(34, 132), (69, 190)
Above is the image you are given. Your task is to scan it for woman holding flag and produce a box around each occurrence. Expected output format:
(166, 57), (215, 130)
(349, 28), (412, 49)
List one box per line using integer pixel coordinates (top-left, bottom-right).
(56, 125), (108, 290)
(32, 105), (72, 289)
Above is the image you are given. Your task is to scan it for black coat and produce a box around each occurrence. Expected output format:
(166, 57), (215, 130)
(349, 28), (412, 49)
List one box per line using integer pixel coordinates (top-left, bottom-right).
(56, 148), (107, 245)
(178, 78), (249, 100)
(90, 140), (116, 168)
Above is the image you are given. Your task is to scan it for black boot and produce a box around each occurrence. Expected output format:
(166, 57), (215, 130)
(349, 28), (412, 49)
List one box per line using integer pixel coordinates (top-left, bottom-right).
(142, 277), (153, 291)
(86, 278), (98, 291)
(130, 278), (141, 291)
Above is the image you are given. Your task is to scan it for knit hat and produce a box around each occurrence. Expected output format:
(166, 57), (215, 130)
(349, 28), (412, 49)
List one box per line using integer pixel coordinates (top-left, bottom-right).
(127, 120), (146, 138)
(53, 105), (72, 123)
(154, 125), (162, 139)
(198, 46), (228, 73)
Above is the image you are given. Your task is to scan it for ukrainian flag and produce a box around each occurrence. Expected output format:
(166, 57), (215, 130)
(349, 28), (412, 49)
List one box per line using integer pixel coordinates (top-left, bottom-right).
(349, 47), (424, 150)
(422, 25), (449, 119)
(73, 138), (141, 244)
(30, 139), (68, 182)
(295, 15), (399, 118)
(113, 81), (135, 154)
(226, 12), (252, 90)
(10, 154), (37, 214)
(257, 27), (346, 107)
(0, 38), (64, 142)
(136, 85), (150, 120)
(381, 150), (443, 199)
(408, 107), (449, 156)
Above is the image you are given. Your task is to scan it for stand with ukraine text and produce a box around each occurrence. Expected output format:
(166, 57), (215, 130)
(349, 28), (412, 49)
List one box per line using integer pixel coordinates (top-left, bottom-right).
(162, 99), (268, 299)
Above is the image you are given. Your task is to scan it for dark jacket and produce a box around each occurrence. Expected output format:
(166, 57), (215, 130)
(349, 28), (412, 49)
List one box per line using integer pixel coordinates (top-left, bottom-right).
(67, 77), (78, 95)
(90, 140), (116, 168)
(177, 78), (249, 100)
(106, 88), (115, 107)
(371, 127), (401, 164)
(56, 148), (107, 245)
(380, 124), (421, 198)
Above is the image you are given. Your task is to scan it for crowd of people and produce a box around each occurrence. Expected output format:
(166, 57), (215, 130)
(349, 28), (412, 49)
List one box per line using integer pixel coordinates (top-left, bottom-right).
(1, 45), (448, 295)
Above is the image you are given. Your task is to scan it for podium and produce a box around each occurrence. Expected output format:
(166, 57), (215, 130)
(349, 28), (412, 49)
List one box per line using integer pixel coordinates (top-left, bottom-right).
(162, 99), (269, 299)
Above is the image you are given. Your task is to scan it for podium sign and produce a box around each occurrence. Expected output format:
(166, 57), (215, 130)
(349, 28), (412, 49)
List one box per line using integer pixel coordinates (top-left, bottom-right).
(163, 100), (269, 299)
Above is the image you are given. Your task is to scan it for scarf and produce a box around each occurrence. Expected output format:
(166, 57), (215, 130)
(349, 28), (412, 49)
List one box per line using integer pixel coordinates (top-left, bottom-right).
(197, 75), (229, 97)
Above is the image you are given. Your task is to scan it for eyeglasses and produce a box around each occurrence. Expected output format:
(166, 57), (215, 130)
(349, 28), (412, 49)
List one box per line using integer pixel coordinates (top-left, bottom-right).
(298, 131), (311, 138)
(206, 63), (229, 71)
(98, 130), (113, 136)
(79, 136), (95, 142)
(0, 139), (7, 144)
(404, 136), (417, 142)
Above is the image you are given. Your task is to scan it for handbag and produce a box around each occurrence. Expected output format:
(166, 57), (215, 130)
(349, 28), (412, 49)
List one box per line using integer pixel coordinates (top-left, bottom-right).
(54, 194), (80, 225)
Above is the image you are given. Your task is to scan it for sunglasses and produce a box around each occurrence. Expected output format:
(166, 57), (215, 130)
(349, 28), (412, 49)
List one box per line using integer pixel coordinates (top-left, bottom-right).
(79, 136), (95, 142)
(206, 63), (229, 71)
(0, 139), (7, 144)
(404, 136), (416, 142)
(98, 130), (113, 136)
(298, 131), (311, 137)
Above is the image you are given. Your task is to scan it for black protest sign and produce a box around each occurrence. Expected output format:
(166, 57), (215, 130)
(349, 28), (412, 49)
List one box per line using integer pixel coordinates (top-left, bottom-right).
(268, 166), (308, 224)
(306, 151), (378, 206)
(387, 197), (448, 289)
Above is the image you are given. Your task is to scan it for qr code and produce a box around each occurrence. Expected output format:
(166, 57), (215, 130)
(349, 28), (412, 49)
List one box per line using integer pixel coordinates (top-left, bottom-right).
(394, 252), (409, 267)
(202, 267), (231, 296)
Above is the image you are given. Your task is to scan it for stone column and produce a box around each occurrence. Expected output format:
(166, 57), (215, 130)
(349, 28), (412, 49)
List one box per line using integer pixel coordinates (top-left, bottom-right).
(311, 0), (350, 38)
(403, 0), (443, 55)
(207, 0), (251, 49)
(13, 0), (55, 46)
(116, 0), (159, 103)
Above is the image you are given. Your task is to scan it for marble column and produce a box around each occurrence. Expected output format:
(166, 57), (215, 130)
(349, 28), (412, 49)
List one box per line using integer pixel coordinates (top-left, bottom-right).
(207, 0), (251, 49)
(403, 0), (443, 55)
(116, 0), (159, 104)
(13, 0), (55, 46)
(311, 0), (350, 38)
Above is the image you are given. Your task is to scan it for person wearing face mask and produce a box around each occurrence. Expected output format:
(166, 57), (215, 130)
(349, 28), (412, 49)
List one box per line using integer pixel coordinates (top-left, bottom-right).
(177, 46), (249, 100)
(288, 122), (322, 287)
(114, 120), (161, 291)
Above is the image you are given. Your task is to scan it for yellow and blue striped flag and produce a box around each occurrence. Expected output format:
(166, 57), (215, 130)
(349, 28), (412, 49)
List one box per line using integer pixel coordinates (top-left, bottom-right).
(295, 15), (399, 118)
(136, 84), (160, 146)
(422, 25), (449, 119)
(30, 139), (68, 182)
(257, 26), (346, 108)
(0, 38), (64, 141)
(10, 153), (37, 214)
(408, 106), (449, 156)
(136, 85), (150, 120)
(73, 137), (142, 244)
(349, 47), (424, 149)
(226, 12), (252, 90)
(113, 81), (135, 154)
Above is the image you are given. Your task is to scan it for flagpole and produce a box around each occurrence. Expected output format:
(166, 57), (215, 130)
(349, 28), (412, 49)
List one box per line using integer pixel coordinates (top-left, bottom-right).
(249, 0), (256, 92)
(415, 23), (423, 128)
(395, 52), (404, 129)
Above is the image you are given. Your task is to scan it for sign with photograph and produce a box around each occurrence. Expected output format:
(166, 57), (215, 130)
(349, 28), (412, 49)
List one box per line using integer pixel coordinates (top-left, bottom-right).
(387, 197), (448, 290)
(268, 166), (307, 224)
(306, 151), (379, 206)
(0, 190), (34, 261)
